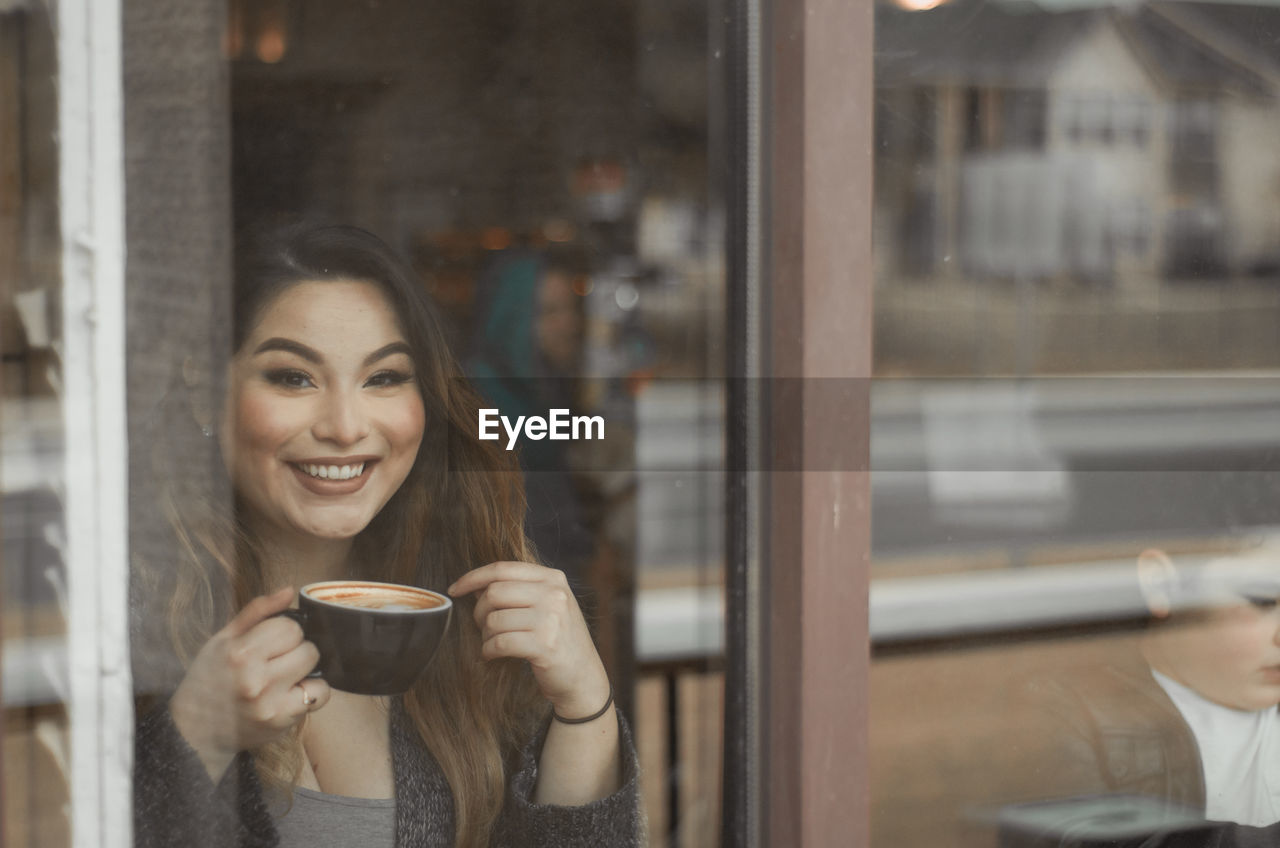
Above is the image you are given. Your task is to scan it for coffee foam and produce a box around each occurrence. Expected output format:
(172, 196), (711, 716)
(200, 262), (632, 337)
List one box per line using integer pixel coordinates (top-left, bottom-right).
(308, 583), (444, 611)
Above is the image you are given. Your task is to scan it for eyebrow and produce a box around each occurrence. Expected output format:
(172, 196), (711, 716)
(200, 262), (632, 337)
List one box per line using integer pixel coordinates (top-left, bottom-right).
(252, 338), (412, 368)
(361, 341), (413, 367)
(253, 338), (321, 363)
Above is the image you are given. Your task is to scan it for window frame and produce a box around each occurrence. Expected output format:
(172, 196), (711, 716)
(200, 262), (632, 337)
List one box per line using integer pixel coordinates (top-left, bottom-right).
(57, 0), (133, 844)
(723, 0), (872, 845)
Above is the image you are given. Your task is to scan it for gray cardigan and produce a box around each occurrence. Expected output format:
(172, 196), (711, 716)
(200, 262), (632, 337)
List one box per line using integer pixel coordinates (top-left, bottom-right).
(134, 699), (643, 847)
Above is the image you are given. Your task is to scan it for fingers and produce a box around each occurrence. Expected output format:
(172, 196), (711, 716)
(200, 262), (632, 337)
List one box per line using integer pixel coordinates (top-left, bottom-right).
(220, 613), (307, 707)
(294, 679), (332, 715)
(478, 590), (576, 667)
(234, 615), (306, 664)
(452, 562), (574, 629)
(224, 636), (310, 702)
(461, 563), (580, 651)
(448, 561), (550, 597)
(245, 643), (328, 726)
(240, 676), (330, 730)
(462, 563), (608, 714)
(481, 630), (545, 663)
(264, 639), (321, 690)
(471, 581), (544, 627)
(479, 607), (541, 640)
(225, 586), (295, 638)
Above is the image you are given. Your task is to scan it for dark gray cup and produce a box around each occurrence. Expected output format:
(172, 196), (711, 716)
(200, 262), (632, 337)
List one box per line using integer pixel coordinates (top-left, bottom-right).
(280, 580), (453, 695)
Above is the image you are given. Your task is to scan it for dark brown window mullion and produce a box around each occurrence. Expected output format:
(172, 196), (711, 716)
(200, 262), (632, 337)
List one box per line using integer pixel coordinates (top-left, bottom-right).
(759, 0), (872, 845)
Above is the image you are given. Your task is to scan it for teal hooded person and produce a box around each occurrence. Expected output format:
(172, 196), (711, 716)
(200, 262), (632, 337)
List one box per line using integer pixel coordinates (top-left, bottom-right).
(467, 249), (595, 589)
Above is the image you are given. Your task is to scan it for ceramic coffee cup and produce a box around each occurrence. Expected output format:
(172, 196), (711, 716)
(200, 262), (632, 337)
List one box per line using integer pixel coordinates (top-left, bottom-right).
(280, 580), (453, 695)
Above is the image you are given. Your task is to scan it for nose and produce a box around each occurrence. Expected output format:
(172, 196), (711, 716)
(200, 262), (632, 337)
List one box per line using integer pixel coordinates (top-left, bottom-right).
(311, 387), (369, 447)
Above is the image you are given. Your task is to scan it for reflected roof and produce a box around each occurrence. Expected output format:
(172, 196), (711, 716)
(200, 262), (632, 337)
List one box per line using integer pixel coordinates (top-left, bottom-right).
(876, 0), (1280, 97)
(877, 1), (1096, 86)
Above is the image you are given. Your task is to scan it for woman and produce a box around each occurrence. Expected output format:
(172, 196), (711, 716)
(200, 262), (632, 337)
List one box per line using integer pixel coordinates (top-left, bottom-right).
(132, 224), (641, 848)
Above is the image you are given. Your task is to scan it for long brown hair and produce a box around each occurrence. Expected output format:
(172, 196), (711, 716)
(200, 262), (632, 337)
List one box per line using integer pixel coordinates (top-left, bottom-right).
(141, 224), (546, 847)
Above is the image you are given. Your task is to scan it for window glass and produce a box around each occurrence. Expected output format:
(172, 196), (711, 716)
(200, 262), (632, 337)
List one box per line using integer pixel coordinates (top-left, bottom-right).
(1, 5), (70, 846)
(1, 1), (731, 845)
(874, 1), (1280, 845)
(119, 2), (727, 848)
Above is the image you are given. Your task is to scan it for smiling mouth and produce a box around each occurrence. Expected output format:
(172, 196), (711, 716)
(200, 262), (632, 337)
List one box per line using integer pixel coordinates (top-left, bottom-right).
(292, 461), (368, 481)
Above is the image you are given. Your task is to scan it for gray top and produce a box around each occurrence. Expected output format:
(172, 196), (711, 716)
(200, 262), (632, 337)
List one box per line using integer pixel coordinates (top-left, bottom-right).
(275, 786), (396, 848)
(135, 698), (644, 847)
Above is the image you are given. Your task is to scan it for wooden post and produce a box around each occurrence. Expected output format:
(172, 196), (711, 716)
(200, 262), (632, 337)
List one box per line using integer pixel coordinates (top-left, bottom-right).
(765, 0), (872, 845)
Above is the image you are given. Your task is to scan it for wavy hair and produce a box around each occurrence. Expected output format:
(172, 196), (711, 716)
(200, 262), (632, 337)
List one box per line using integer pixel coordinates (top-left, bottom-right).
(141, 223), (546, 847)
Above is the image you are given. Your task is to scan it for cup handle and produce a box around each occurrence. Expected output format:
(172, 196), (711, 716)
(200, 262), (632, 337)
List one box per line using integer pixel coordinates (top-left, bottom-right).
(275, 608), (324, 679)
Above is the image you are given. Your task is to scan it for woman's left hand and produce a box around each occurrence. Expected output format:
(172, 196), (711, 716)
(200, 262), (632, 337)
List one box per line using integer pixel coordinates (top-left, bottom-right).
(448, 561), (611, 719)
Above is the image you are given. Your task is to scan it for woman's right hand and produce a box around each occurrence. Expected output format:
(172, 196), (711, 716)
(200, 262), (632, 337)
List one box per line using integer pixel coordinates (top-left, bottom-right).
(169, 586), (331, 782)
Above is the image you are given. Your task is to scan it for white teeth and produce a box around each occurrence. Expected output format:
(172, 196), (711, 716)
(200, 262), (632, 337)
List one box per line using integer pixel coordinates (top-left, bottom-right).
(299, 463), (365, 480)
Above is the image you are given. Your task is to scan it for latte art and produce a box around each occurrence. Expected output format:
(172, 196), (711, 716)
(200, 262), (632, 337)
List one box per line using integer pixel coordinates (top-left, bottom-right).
(307, 582), (444, 611)
(325, 595), (436, 611)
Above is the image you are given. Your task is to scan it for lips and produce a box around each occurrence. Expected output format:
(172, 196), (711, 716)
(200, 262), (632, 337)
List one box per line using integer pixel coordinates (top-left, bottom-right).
(288, 457), (379, 496)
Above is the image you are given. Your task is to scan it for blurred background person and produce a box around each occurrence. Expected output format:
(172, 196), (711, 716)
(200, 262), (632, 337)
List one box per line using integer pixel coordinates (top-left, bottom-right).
(467, 248), (597, 594)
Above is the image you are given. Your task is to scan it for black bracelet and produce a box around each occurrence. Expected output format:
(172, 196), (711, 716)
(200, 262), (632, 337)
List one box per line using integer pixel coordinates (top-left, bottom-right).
(552, 685), (614, 725)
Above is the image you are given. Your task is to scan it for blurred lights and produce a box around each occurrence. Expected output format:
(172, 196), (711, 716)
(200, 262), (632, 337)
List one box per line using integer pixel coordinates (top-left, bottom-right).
(571, 159), (627, 197)
(480, 227), (512, 251)
(255, 24), (287, 64)
(893, 0), (948, 10)
(226, 0), (292, 63)
(614, 282), (640, 311)
(543, 218), (576, 243)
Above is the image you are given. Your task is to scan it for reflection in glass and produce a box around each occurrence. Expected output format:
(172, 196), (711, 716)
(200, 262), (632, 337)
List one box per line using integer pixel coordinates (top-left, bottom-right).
(997, 542), (1280, 844)
(873, 0), (1280, 845)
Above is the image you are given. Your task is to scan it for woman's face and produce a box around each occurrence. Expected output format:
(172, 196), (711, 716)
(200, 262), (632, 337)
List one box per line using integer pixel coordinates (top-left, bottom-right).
(220, 280), (426, 544)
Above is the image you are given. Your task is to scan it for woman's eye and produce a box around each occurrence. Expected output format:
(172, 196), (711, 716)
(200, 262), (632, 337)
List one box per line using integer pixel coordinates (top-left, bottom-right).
(365, 370), (413, 388)
(263, 369), (315, 389)
(1244, 595), (1279, 610)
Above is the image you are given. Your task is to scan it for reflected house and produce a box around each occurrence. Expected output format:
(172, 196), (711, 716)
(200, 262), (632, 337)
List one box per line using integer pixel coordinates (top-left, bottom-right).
(875, 0), (1280, 285)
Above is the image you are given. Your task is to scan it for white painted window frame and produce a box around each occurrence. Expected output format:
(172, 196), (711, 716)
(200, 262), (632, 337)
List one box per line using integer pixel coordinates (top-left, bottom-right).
(57, 0), (133, 845)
